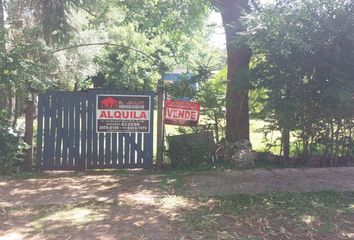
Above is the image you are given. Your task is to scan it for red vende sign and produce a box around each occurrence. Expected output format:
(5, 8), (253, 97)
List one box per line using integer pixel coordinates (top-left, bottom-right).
(164, 100), (200, 127)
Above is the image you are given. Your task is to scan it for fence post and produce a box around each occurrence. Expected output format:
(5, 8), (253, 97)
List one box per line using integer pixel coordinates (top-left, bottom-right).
(156, 80), (164, 170)
(36, 93), (44, 171)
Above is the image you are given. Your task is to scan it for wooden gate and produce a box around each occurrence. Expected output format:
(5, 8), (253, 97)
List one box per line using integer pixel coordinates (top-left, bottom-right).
(36, 90), (154, 171)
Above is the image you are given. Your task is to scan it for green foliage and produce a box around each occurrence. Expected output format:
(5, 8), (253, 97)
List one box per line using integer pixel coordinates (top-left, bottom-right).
(242, 0), (354, 163)
(0, 112), (26, 174)
(165, 65), (226, 140)
(93, 47), (159, 91)
(2, 41), (54, 90)
(198, 68), (227, 140)
(83, 1), (214, 91)
(120, 0), (210, 41)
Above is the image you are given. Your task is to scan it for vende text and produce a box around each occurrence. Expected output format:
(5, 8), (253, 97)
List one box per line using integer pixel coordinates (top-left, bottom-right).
(166, 109), (198, 120)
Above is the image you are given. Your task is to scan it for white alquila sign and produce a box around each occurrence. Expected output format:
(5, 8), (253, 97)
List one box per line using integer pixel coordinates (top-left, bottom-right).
(96, 94), (151, 133)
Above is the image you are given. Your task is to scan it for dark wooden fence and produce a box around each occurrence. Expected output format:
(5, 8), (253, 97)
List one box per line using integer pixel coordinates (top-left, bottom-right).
(36, 90), (154, 171)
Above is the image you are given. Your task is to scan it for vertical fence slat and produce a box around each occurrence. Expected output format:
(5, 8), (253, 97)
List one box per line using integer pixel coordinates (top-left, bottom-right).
(48, 94), (57, 169)
(124, 133), (130, 168)
(42, 94), (50, 170)
(99, 133), (104, 168)
(74, 95), (81, 171)
(68, 94), (75, 169)
(130, 133), (136, 168)
(118, 133), (124, 168)
(87, 90), (93, 169)
(112, 133), (118, 167)
(62, 92), (69, 168)
(105, 133), (111, 167)
(54, 93), (63, 169)
(92, 90), (98, 169)
(36, 94), (45, 170)
(97, 91), (103, 169)
(81, 93), (87, 171)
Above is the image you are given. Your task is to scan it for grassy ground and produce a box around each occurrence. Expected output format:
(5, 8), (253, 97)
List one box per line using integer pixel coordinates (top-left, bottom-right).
(159, 170), (354, 239)
(174, 191), (354, 239)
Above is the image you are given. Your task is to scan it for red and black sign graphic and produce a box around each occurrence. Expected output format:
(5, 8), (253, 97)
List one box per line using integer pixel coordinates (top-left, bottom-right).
(97, 95), (151, 133)
(164, 100), (200, 127)
(100, 97), (118, 109)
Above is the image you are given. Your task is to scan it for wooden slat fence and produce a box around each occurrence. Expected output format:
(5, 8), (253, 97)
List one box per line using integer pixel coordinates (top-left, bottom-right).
(36, 90), (154, 171)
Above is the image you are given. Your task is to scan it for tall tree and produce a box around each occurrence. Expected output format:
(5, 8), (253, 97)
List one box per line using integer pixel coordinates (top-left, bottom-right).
(0, 0), (9, 115)
(0, 0), (5, 52)
(212, 0), (252, 143)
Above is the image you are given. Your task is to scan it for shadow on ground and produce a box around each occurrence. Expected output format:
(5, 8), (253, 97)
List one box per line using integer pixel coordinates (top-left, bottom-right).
(1, 168), (354, 239)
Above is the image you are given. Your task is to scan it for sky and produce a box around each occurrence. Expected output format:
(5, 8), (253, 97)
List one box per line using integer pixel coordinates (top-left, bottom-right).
(208, 0), (274, 49)
(208, 11), (225, 49)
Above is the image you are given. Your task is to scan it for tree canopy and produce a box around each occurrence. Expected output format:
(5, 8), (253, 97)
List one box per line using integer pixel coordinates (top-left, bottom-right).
(242, 0), (354, 162)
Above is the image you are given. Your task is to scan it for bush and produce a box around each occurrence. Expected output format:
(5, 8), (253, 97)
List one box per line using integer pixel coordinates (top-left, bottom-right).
(0, 113), (25, 174)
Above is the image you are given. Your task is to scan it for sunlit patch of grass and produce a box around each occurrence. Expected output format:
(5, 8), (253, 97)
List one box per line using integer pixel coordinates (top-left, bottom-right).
(119, 190), (159, 206)
(302, 215), (316, 224)
(158, 195), (197, 220)
(159, 195), (193, 210)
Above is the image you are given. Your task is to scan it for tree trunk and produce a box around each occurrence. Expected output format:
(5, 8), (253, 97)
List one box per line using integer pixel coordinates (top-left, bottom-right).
(329, 120), (335, 166)
(282, 127), (290, 162)
(333, 118), (342, 166)
(12, 93), (20, 128)
(218, 0), (252, 142)
(0, 0), (5, 52)
(303, 137), (309, 163)
(214, 110), (219, 142)
(7, 89), (14, 120)
(0, 0), (7, 114)
(24, 94), (35, 171)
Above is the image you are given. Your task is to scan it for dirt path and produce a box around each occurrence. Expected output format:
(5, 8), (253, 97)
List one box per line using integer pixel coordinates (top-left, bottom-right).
(185, 167), (354, 196)
(0, 172), (181, 240)
(0, 167), (354, 239)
